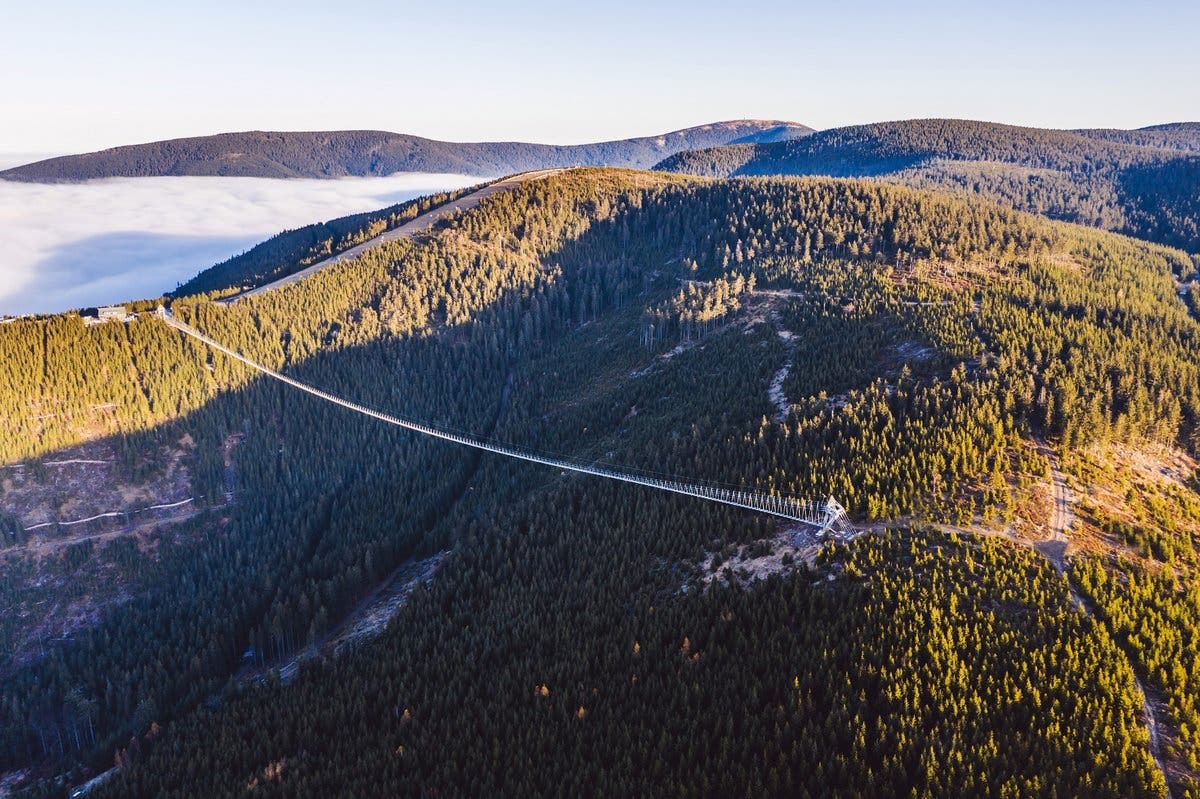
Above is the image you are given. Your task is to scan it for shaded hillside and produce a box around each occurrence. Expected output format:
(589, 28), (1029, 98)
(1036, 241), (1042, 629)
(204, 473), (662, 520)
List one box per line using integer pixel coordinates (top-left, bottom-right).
(1075, 122), (1200, 152)
(0, 120), (812, 182)
(654, 119), (1200, 251)
(173, 185), (477, 297)
(656, 119), (1168, 176)
(5, 170), (1200, 796)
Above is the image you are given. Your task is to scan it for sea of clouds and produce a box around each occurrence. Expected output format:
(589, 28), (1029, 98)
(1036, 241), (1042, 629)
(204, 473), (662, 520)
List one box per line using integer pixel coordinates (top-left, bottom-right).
(0, 160), (477, 316)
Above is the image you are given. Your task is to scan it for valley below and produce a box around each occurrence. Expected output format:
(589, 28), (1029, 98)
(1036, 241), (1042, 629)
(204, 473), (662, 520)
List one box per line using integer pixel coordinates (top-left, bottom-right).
(0, 171), (476, 316)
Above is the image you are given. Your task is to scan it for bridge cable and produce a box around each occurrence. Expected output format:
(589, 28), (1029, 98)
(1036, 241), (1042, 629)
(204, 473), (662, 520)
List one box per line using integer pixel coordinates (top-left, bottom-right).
(158, 308), (848, 534)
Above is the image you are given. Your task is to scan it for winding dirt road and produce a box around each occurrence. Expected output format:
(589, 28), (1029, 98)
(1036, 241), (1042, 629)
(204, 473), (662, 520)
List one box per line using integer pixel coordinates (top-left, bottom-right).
(1033, 440), (1073, 571)
(1048, 456), (1073, 542)
(227, 169), (564, 301)
(1030, 442), (1172, 795)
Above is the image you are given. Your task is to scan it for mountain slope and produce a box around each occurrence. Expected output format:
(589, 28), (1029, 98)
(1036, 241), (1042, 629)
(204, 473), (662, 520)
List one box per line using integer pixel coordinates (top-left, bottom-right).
(3, 170), (1200, 796)
(655, 119), (1169, 176)
(0, 120), (813, 182)
(173, 184), (481, 298)
(1074, 121), (1200, 151)
(654, 119), (1200, 251)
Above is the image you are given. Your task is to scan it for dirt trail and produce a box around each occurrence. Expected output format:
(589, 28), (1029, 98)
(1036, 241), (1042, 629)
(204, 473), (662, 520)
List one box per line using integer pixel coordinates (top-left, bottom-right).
(1032, 440), (1072, 572)
(854, 437), (1173, 794)
(227, 169), (565, 301)
(21, 504), (218, 558)
(1029, 441), (1172, 795)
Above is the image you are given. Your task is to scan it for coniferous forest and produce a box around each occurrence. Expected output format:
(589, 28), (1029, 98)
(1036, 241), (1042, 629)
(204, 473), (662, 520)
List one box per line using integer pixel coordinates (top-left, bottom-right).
(3, 168), (1200, 797)
(654, 119), (1200, 252)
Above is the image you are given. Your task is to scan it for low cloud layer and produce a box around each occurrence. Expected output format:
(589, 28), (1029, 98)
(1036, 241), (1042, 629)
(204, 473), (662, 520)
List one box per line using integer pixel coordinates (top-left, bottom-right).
(0, 171), (477, 316)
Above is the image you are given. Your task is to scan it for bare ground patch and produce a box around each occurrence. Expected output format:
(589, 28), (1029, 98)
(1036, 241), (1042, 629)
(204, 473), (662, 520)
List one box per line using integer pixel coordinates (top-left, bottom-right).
(1068, 440), (1200, 562)
(698, 525), (826, 587)
(246, 551), (447, 686)
(0, 504), (226, 679)
(0, 435), (236, 677)
(1, 438), (193, 534)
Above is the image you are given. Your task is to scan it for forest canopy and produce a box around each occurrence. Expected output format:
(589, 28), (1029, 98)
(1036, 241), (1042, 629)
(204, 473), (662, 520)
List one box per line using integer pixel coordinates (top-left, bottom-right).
(654, 119), (1200, 253)
(3, 168), (1199, 797)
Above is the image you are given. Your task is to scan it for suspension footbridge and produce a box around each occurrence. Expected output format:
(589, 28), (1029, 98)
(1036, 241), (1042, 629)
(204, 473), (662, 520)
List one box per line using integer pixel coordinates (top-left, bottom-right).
(158, 307), (851, 537)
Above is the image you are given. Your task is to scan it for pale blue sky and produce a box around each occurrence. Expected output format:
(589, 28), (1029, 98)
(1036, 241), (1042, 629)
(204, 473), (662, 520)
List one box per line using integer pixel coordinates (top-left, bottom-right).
(2, 0), (1198, 153)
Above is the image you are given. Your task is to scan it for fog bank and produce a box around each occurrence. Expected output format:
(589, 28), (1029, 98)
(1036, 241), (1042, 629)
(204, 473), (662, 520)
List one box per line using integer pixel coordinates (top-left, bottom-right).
(0, 171), (477, 315)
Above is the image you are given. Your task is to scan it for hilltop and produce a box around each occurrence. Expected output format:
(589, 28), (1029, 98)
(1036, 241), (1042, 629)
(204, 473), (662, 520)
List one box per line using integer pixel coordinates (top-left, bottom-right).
(654, 118), (1200, 251)
(0, 120), (813, 182)
(1074, 121), (1200, 151)
(655, 118), (1200, 177)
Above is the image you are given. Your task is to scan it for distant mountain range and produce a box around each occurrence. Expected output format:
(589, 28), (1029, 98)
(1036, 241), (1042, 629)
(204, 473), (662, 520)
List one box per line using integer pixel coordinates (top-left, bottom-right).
(654, 119), (1200, 252)
(1073, 122), (1200, 151)
(654, 120), (1200, 177)
(0, 120), (813, 182)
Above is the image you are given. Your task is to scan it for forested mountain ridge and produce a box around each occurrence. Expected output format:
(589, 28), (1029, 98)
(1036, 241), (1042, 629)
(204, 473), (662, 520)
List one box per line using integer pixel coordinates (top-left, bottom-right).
(173, 184), (482, 297)
(655, 119), (1180, 176)
(1074, 121), (1200, 151)
(0, 120), (813, 182)
(3, 169), (1200, 796)
(653, 118), (1200, 252)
